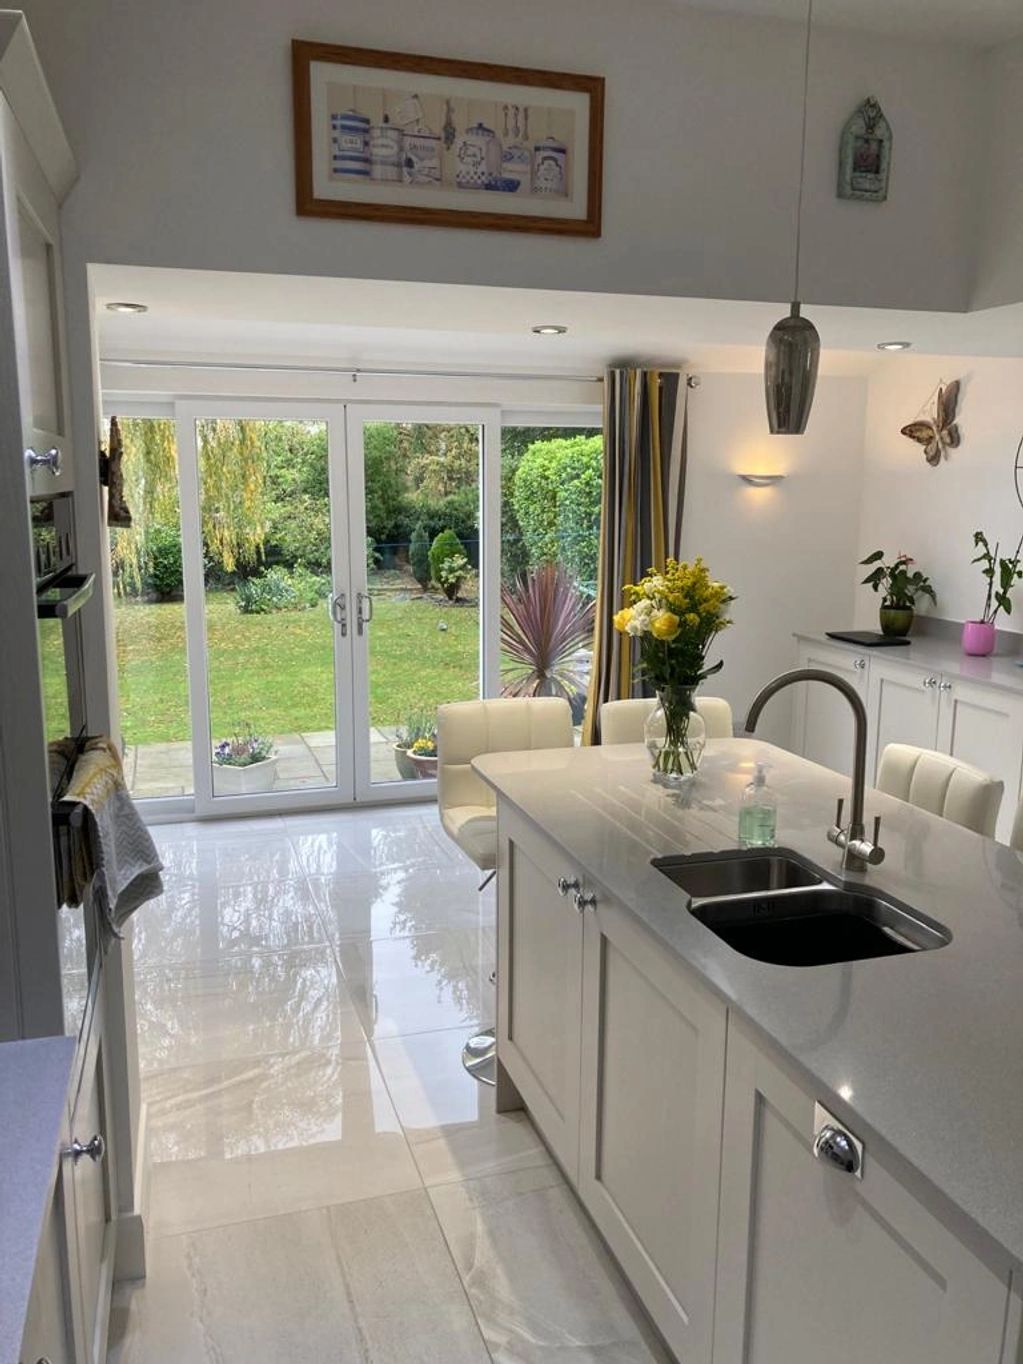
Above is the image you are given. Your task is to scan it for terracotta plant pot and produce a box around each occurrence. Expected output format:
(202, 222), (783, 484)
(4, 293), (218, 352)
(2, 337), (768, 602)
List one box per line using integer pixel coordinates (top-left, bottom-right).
(393, 744), (420, 780)
(879, 605), (914, 638)
(212, 755), (278, 796)
(962, 620), (996, 657)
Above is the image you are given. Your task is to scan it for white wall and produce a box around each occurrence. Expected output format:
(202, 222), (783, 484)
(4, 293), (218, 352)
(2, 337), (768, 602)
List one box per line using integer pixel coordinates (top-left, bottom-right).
(973, 39), (1023, 311)
(22, 0), (984, 314)
(854, 355), (1023, 633)
(683, 373), (867, 744)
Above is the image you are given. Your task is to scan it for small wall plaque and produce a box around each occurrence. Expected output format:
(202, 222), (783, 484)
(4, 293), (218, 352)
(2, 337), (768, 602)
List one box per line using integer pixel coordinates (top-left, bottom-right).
(838, 96), (892, 203)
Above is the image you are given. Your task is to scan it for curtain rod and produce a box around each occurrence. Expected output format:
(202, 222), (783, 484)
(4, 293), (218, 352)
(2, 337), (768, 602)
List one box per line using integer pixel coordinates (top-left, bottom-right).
(101, 357), (701, 386)
(100, 356), (605, 383)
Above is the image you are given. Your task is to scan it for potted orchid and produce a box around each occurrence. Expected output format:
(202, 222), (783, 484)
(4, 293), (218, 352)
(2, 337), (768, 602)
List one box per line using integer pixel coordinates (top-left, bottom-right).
(613, 558), (735, 784)
(212, 725), (277, 795)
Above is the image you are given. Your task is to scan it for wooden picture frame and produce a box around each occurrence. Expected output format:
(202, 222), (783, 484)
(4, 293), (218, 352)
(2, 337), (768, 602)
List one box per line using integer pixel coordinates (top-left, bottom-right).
(292, 39), (604, 237)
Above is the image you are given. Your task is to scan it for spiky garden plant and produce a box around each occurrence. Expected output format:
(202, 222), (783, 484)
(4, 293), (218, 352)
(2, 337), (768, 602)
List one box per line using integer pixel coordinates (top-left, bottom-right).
(500, 564), (595, 703)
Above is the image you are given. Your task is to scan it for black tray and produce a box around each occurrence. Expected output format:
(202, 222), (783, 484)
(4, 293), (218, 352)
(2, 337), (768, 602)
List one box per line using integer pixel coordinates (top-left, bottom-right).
(826, 630), (911, 647)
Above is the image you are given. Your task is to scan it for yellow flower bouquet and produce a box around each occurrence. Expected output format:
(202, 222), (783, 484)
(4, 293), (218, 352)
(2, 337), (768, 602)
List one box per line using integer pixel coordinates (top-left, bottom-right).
(613, 558), (735, 782)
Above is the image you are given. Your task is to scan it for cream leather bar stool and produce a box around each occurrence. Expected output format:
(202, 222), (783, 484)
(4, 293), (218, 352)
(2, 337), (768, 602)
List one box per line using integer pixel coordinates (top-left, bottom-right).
(876, 743), (1003, 837)
(599, 695), (734, 744)
(437, 696), (574, 1084)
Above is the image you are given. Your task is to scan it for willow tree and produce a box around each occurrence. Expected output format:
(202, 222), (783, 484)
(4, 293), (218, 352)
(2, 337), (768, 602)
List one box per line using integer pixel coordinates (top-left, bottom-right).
(109, 416), (268, 595)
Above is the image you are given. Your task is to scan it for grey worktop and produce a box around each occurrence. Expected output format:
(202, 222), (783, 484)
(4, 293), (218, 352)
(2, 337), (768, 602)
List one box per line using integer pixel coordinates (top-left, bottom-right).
(0, 1035), (74, 1364)
(798, 628), (1023, 697)
(476, 739), (1023, 1267)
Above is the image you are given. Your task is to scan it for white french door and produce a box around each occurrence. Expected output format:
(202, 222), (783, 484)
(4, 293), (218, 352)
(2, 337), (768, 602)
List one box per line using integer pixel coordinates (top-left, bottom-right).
(176, 399), (499, 815)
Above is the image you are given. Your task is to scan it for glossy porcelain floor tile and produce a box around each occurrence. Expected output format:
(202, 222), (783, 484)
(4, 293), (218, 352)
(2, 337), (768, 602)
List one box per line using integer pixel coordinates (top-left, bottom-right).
(309, 863), (492, 944)
(107, 1190), (491, 1364)
(429, 1166), (671, 1363)
(289, 808), (461, 876)
(336, 928), (495, 1041)
(144, 1042), (421, 1234)
(151, 832), (303, 887)
(133, 877), (327, 970)
(374, 1026), (551, 1187)
(135, 948), (363, 1075)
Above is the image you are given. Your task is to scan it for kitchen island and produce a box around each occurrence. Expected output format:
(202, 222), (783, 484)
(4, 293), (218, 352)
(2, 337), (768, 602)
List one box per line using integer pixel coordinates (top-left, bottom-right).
(475, 738), (1023, 1364)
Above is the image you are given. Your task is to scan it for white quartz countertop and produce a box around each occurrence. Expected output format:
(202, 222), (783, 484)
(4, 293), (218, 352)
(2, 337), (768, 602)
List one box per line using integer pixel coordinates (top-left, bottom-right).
(798, 628), (1023, 695)
(475, 739), (1023, 1266)
(0, 1035), (74, 1364)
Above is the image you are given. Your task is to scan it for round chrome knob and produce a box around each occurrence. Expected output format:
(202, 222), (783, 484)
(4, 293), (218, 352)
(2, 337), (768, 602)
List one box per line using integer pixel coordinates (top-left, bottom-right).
(939, 680), (952, 692)
(557, 876), (581, 897)
(573, 890), (597, 912)
(853, 657), (866, 670)
(922, 676), (937, 688)
(813, 1124), (860, 1175)
(65, 1133), (105, 1163)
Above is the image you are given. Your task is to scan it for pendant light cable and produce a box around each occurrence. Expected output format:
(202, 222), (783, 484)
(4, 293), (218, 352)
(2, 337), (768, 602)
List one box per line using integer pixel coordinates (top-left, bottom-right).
(793, 0), (814, 303)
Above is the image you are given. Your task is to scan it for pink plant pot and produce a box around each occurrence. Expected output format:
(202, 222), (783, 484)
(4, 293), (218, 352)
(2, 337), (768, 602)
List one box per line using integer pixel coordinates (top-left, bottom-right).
(962, 620), (996, 656)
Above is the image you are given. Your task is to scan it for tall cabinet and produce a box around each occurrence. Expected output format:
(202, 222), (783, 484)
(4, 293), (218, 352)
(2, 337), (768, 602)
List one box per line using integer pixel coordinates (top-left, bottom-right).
(0, 13), (142, 1362)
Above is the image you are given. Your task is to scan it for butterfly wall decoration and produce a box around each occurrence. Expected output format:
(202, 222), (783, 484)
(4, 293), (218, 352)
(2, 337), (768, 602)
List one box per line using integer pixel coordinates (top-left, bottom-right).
(900, 380), (961, 467)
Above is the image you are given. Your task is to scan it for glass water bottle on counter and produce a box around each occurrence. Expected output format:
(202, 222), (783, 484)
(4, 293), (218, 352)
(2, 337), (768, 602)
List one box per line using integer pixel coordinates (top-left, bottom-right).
(738, 762), (777, 848)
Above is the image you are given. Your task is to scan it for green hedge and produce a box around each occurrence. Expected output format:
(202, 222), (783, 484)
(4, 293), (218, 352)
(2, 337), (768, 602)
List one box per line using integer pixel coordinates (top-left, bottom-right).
(511, 435), (602, 589)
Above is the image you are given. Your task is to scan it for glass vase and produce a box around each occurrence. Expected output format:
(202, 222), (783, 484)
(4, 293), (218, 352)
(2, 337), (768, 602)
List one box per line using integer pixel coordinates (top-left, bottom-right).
(644, 685), (706, 786)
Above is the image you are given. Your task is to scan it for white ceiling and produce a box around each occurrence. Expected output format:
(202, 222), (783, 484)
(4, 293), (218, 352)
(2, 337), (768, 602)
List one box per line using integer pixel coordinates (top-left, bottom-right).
(93, 265), (1023, 380)
(667, 0), (1023, 48)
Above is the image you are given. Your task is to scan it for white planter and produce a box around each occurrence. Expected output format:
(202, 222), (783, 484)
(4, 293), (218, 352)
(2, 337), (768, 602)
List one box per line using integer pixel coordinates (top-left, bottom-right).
(212, 755), (278, 796)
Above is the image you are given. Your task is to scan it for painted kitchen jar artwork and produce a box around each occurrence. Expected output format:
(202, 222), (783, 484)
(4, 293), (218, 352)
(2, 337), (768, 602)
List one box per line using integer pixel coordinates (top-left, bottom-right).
(294, 40), (604, 235)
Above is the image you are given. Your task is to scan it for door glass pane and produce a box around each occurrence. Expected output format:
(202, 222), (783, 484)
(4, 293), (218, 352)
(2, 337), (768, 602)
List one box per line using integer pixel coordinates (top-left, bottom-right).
(500, 425), (602, 734)
(196, 419), (337, 797)
(362, 421), (481, 785)
(107, 417), (193, 798)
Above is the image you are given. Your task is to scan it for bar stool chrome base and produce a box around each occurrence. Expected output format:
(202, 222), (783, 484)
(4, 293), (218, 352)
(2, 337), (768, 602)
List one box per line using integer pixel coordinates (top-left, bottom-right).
(461, 1027), (496, 1086)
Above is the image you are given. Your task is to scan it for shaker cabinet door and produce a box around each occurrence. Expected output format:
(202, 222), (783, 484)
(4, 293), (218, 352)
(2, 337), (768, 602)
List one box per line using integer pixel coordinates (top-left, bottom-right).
(936, 678), (1023, 844)
(497, 808), (584, 1180)
(578, 894), (726, 1364)
(792, 642), (868, 777)
(714, 1017), (1011, 1364)
(865, 657), (940, 783)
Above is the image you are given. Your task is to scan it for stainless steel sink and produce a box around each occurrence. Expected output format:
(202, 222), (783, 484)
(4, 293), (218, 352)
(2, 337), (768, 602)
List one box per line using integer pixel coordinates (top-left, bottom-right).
(653, 848), (823, 900)
(654, 850), (951, 967)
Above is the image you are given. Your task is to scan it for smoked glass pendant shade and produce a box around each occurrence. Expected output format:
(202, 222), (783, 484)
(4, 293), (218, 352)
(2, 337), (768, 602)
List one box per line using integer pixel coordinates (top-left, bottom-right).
(764, 302), (820, 434)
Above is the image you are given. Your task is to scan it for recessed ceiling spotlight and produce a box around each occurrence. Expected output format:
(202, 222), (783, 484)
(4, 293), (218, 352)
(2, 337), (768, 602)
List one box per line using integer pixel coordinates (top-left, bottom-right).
(105, 301), (149, 314)
(531, 324), (568, 335)
(876, 340), (912, 351)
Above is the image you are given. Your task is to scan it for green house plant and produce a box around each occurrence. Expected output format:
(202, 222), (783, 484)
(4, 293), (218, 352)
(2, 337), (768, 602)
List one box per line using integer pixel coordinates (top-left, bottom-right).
(859, 550), (936, 637)
(964, 531), (1023, 656)
(212, 725), (277, 795)
(393, 709), (437, 780)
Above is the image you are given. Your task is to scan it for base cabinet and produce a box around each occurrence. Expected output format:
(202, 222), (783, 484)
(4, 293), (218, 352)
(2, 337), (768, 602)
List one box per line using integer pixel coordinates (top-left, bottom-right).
(713, 1017), (1012, 1364)
(791, 643), (868, 777)
(579, 896), (725, 1364)
(497, 809), (584, 1180)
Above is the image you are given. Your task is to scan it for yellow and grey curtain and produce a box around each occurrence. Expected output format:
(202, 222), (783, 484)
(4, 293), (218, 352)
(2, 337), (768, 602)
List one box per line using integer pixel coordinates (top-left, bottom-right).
(582, 368), (689, 744)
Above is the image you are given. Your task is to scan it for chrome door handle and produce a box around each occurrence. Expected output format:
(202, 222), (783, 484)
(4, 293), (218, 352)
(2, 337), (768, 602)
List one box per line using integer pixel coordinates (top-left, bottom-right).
(331, 592), (348, 636)
(812, 1102), (862, 1178)
(557, 876), (580, 897)
(356, 592), (374, 634)
(65, 1133), (105, 1163)
(25, 446), (62, 476)
(573, 890), (597, 913)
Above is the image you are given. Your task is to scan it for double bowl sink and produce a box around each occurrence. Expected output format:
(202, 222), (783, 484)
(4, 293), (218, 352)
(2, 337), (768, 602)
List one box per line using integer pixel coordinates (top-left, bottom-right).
(653, 849), (951, 967)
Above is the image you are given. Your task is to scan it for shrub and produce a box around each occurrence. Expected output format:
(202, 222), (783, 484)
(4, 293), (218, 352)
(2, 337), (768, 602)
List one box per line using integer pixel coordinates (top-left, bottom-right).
(437, 554), (471, 601)
(264, 494), (331, 574)
(429, 528), (465, 589)
(145, 523), (184, 599)
(512, 436), (602, 588)
(500, 564), (596, 710)
(409, 521), (431, 589)
(234, 565), (329, 614)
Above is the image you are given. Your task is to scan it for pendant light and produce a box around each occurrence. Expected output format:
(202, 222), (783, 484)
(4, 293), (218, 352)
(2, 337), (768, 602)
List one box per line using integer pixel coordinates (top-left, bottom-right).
(765, 0), (820, 435)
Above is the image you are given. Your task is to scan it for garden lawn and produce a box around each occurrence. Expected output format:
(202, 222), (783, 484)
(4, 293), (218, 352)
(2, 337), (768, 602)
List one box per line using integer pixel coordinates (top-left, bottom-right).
(94, 591), (479, 746)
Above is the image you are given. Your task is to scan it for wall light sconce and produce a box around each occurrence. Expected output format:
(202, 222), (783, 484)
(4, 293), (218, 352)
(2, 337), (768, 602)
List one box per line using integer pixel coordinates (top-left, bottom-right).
(738, 473), (786, 487)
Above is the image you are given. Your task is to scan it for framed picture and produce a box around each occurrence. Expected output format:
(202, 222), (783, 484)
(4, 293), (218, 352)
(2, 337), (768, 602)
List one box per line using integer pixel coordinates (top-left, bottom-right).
(292, 40), (604, 236)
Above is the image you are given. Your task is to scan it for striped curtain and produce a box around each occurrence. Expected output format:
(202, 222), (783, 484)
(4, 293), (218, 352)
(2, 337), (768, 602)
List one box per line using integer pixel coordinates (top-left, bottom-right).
(582, 368), (689, 744)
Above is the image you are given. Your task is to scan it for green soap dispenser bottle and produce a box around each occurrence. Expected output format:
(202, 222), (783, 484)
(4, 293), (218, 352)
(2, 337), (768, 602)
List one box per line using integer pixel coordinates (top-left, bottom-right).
(738, 762), (777, 848)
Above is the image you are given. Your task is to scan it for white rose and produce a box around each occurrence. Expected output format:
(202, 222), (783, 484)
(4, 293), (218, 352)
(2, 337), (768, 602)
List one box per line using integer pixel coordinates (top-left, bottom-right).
(625, 616), (647, 636)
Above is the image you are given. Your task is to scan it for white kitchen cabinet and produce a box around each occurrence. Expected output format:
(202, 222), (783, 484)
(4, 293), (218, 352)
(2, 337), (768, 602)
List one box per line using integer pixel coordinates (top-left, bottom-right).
(578, 893), (725, 1364)
(936, 678), (1023, 844)
(496, 807), (584, 1180)
(865, 655), (940, 780)
(20, 1192), (74, 1364)
(792, 641), (869, 777)
(714, 1016), (1012, 1364)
